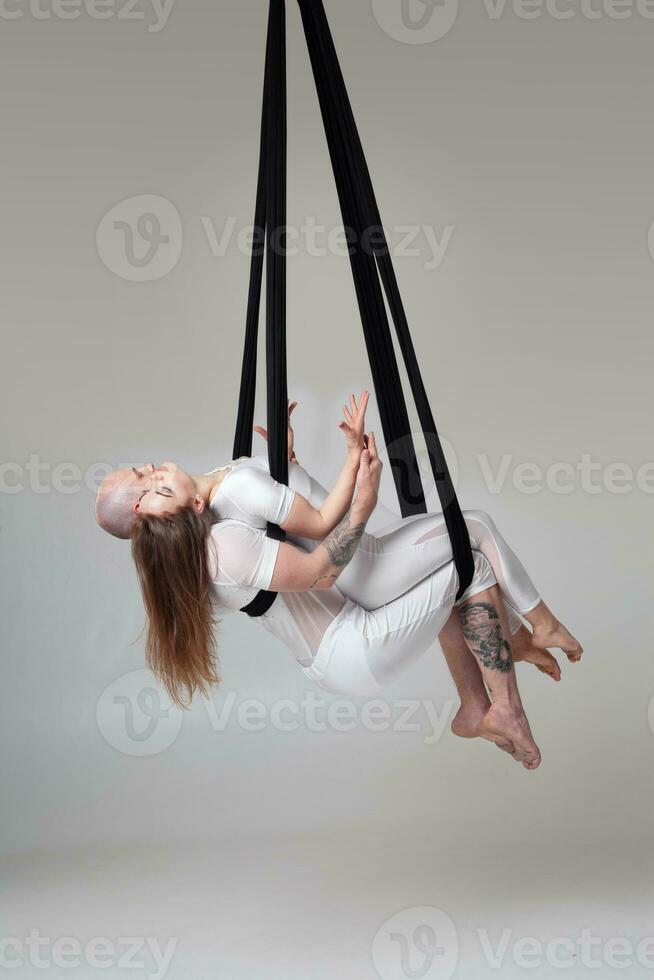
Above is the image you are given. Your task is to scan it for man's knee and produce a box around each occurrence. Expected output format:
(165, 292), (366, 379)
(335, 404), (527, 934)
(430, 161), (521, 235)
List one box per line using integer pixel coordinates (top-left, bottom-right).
(463, 509), (495, 532)
(458, 552), (496, 605)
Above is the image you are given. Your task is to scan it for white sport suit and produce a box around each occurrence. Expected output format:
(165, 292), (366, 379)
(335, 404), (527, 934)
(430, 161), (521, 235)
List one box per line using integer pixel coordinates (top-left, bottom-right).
(206, 456), (541, 697)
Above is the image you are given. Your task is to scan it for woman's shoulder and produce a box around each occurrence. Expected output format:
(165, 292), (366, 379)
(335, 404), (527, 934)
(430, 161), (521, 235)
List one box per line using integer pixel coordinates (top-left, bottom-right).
(209, 456), (270, 503)
(206, 455), (269, 478)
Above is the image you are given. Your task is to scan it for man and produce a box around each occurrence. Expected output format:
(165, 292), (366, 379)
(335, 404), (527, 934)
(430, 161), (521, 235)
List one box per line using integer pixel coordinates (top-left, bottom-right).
(96, 402), (578, 765)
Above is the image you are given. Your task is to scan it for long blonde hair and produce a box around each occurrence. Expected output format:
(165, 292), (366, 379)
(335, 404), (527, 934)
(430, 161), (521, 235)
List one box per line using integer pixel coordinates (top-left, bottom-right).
(131, 506), (220, 708)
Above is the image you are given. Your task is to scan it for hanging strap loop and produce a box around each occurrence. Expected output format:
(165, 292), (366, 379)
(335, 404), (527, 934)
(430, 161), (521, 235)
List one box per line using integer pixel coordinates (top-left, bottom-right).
(296, 0), (475, 597)
(234, 0), (474, 617)
(235, 0), (288, 619)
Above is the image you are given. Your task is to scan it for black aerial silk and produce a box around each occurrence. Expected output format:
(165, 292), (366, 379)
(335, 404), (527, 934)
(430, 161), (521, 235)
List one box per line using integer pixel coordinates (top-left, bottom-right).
(234, 0), (475, 618)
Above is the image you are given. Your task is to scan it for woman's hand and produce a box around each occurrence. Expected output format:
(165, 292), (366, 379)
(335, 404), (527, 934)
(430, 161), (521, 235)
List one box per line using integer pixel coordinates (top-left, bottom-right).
(355, 432), (382, 516)
(254, 400), (299, 464)
(338, 391), (370, 457)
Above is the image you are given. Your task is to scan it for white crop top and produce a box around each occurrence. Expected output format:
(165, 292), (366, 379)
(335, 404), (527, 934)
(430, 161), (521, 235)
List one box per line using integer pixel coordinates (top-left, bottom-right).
(206, 457), (348, 667)
(207, 455), (298, 529)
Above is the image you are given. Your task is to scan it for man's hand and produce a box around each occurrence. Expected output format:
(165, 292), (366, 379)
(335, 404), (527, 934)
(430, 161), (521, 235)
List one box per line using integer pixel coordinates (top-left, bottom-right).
(254, 400), (299, 464)
(355, 431), (382, 515)
(338, 391), (370, 456)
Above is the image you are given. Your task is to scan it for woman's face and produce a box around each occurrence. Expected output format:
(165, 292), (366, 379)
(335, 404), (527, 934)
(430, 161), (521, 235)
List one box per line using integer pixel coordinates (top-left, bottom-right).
(132, 462), (201, 518)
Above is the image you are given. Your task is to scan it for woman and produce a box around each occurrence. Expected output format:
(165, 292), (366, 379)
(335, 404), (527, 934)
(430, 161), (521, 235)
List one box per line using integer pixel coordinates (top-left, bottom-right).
(99, 395), (582, 770)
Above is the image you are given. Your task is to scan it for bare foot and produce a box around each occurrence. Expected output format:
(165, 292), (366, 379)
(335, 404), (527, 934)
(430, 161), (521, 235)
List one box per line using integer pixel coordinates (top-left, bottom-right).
(532, 621), (583, 663)
(512, 627), (562, 681)
(482, 701), (542, 771)
(452, 702), (515, 754)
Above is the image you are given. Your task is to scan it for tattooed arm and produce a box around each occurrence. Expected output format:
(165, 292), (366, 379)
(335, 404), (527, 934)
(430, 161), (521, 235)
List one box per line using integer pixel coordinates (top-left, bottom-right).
(270, 435), (382, 593)
(270, 509), (370, 592)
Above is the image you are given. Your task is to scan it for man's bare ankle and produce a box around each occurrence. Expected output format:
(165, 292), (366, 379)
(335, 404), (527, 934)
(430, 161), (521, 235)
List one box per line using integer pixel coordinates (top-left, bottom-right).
(487, 688), (523, 713)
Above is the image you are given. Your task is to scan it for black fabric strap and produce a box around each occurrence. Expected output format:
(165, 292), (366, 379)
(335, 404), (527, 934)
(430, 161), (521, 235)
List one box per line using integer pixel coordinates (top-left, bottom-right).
(296, 0), (474, 597)
(235, 0), (288, 619)
(234, 0), (474, 616)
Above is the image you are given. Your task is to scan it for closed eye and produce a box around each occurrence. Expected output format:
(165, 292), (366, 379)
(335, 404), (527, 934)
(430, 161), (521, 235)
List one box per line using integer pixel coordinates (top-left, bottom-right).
(137, 484), (175, 505)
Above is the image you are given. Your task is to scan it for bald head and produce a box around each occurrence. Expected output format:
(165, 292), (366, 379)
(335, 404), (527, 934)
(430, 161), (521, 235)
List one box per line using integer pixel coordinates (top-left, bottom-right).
(95, 469), (141, 540)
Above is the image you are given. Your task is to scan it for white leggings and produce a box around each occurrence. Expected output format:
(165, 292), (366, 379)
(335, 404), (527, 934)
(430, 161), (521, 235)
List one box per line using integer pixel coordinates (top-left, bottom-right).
(289, 465), (541, 618)
(289, 466), (543, 697)
(303, 551), (497, 697)
(338, 509), (541, 620)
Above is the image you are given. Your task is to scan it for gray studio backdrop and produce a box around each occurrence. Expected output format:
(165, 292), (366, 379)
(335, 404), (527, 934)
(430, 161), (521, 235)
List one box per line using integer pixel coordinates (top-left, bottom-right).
(1, 0), (652, 866)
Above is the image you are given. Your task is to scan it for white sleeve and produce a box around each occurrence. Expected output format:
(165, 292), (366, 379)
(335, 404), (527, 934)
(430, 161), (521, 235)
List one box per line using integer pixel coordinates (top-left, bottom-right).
(211, 522), (280, 592)
(288, 462), (329, 509)
(220, 467), (297, 526)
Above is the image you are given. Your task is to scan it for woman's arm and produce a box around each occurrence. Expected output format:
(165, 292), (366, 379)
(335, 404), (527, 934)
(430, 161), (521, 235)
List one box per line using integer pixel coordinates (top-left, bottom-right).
(271, 436), (382, 592)
(279, 391), (370, 541)
(280, 449), (361, 541)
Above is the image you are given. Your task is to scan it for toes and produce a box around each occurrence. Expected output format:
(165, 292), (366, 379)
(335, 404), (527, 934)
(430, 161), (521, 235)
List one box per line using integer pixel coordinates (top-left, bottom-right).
(525, 648), (562, 681)
(536, 653), (562, 681)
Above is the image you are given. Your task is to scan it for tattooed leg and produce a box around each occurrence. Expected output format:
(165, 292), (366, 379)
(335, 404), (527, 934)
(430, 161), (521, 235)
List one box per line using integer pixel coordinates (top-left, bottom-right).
(460, 587), (542, 771)
(459, 600), (513, 675)
(439, 612), (515, 755)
